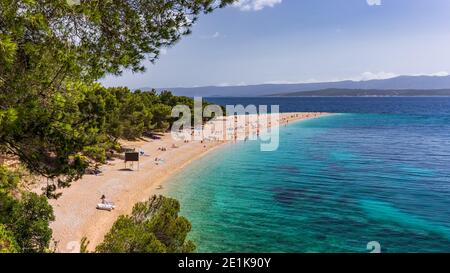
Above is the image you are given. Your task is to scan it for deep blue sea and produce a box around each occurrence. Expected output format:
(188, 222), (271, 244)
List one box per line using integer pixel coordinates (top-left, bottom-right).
(164, 97), (450, 253)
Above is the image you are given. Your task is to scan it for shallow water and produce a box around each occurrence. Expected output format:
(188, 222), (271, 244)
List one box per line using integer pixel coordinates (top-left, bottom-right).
(164, 98), (450, 253)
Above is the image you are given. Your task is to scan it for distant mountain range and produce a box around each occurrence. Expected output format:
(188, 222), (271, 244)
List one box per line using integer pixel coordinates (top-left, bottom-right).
(273, 88), (450, 97)
(148, 75), (450, 97)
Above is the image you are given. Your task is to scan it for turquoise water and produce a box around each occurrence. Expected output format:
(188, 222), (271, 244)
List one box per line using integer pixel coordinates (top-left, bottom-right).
(164, 113), (450, 253)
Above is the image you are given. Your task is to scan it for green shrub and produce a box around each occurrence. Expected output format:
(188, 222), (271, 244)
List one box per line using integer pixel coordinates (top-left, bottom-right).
(96, 195), (195, 253)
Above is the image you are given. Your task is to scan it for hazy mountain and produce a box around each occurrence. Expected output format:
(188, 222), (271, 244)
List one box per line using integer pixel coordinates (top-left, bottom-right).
(273, 88), (450, 97)
(146, 75), (450, 97)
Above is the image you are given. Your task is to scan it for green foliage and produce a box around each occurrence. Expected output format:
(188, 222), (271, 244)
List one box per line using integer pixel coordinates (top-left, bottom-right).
(0, 0), (234, 196)
(79, 236), (90, 253)
(0, 165), (21, 226)
(96, 87), (194, 140)
(1, 84), (209, 197)
(1, 82), (111, 197)
(0, 0), (236, 86)
(0, 166), (55, 253)
(150, 103), (172, 132)
(95, 215), (166, 253)
(0, 165), (19, 194)
(113, 87), (153, 139)
(0, 0), (232, 253)
(96, 195), (195, 253)
(0, 224), (19, 253)
(11, 192), (55, 253)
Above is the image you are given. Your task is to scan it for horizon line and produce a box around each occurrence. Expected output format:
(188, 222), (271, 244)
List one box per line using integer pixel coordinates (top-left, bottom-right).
(131, 73), (450, 90)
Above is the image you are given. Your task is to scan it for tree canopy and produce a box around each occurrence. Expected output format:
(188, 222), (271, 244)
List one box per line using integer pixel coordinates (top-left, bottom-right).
(96, 195), (195, 253)
(0, 0), (234, 253)
(0, 166), (54, 253)
(0, 224), (19, 253)
(1, 0), (234, 194)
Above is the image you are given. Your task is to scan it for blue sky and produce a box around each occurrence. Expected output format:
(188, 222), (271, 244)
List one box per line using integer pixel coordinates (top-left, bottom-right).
(101, 0), (450, 89)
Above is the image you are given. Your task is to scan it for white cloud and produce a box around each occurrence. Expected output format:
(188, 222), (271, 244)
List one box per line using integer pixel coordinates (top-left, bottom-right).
(234, 0), (282, 11)
(209, 71), (450, 88)
(200, 32), (222, 40)
(428, 71), (449, 77)
(366, 0), (382, 6)
(359, 71), (397, 81)
(352, 71), (450, 81)
(216, 82), (247, 87)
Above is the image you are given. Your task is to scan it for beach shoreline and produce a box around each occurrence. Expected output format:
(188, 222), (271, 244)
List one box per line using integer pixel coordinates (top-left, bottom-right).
(48, 112), (329, 252)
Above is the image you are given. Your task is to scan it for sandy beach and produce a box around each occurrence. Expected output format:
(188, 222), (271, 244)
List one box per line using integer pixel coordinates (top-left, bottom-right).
(49, 112), (328, 252)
